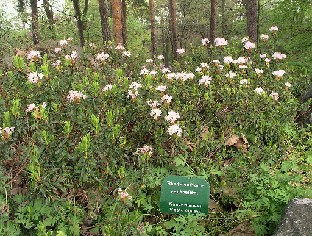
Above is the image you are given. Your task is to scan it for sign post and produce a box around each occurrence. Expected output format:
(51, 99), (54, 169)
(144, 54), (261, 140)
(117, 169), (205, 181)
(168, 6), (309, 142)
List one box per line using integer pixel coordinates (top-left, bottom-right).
(160, 176), (210, 215)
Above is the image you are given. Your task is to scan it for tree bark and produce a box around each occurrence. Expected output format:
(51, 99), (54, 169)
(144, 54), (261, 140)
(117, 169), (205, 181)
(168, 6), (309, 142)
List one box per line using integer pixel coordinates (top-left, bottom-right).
(112, 0), (123, 46)
(83, 0), (89, 17)
(42, 0), (54, 29)
(221, 0), (226, 37)
(168, 0), (178, 60)
(30, 0), (39, 45)
(246, 0), (258, 42)
(98, 0), (111, 42)
(210, 0), (217, 43)
(17, 0), (26, 14)
(121, 0), (127, 47)
(149, 0), (156, 59)
(72, 0), (85, 47)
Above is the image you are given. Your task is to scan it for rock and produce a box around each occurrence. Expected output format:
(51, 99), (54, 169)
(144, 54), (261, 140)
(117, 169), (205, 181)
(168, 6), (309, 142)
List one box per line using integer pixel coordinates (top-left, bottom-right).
(273, 198), (312, 236)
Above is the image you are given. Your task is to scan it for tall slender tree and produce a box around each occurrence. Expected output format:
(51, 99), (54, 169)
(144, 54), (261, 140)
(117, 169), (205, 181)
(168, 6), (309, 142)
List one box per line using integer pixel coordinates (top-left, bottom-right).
(72, 0), (85, 47)
(112, 0), (123, 46)
(246, 0), (258, 42)
(42, 0), (54, 30)
(149, 0), (156, 58)
(30, 0), (39, 45)
(168, 0), (178, 60)
(98, 0), (111, 42)
(121, 0), (127, 47)
(210, 0), (217, 43)
(83, 0), (89, 17)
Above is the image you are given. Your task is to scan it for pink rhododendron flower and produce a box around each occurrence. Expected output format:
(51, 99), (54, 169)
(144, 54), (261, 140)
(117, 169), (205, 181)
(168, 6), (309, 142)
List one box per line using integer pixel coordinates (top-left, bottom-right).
(146, 59), (153, 63)
(214, 38), (228, 47)
(157, 55), (164, 60)
(122, 51), (131, 57)
(115, 44), (125, 50)
(129, 82), (142, 90)
(272, 70), (286, 77)
(117, 188), (132, 202)
(127, 90), (139, 99)
(168, 124), (182, 137)
(150, 108), (162, 120)
(161, 94), (172, 104)
(260, 53), (267, 58)
(224, 56), (233, 64)
(226, 71), (236, 78)
(244, 41), (256, 50)
(272, 52), (286, 60)
(269, 26), (279, 32)
(176, 48), (185, 54)
(59, 39), (68, 46)
(26, 103), (37, 112)
(165, 111), (180, 123)
(235, 57), (248, 64)
(241, 37), (249, 43)
(200, 63), (209, 68)
(270, 91), (279, 100)
(162, 68), (171, 73)
(260, 34), (269, 41)
(240, 79), (248, 85)
(147, 100), (160, 108)
(103, 84), (113, 92)
(54, 47), (62, 53)
(202, 38), (210, 46)
(149, 70), (157, 76)
(137, 144), (153, 156)
(28, 72), (44, 83)
(67, 90), (87, 102)
(52, 60), (61, 67)
(140, 68), (150, 75)
(2, 127), (15, 139)
(255, 68), (264, 75)
(96, 52), (109, 61)
(195, 67), (202, 72)
(199, 75), (212, 86)
(27, 50), (41, 61)
(156, 85), (167, 92)
(255, 87), (265, 95)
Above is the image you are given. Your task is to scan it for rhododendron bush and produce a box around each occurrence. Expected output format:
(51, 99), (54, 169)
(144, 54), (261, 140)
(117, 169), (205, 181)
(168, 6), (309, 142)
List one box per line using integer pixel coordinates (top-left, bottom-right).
(0, 29), (311, 236)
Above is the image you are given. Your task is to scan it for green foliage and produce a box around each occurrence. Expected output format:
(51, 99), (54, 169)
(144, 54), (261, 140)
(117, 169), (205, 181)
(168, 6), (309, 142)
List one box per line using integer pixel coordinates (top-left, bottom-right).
(0, 11), (311, 235)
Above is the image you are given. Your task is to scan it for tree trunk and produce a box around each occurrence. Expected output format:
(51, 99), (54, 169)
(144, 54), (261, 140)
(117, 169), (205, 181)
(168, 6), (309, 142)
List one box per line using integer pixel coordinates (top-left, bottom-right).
(121, 0), (127, 47)
(221, 0), (226, 37)
(17, 0), (26, 14)
(98, 0), (111, 42)
(83, 0), (89, 17)
(149, 0), (156, 59)
(246, 0), (258, 42)
(72, 0), (85, 47)
(30, 0), (39, 45)
(210, 0), (217, 43)
(42, 0), (54, 30)
(112, 0), (123, 46)
(168, 0), (178, 60)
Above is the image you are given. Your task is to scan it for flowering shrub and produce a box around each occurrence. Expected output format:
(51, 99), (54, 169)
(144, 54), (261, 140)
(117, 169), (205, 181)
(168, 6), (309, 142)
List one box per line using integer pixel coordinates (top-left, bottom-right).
(0, 27), (311, 236)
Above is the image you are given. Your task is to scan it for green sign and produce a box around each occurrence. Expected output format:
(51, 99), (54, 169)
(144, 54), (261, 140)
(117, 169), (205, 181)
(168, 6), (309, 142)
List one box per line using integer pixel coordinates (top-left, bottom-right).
(160, 176), (210, 215)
